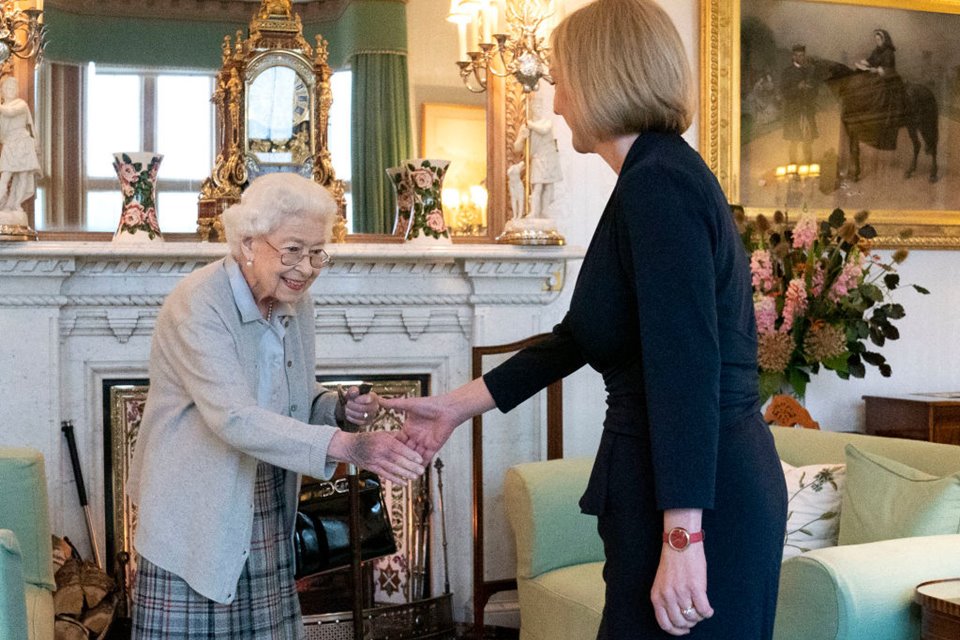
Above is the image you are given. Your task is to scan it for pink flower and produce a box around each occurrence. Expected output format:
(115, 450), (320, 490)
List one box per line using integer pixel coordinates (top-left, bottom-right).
(828, 261), (863, 302)
(397, 191), (414, 211)
(120, 181), (134, 197)
(810, 263), (826, 297)
(780, 278), (808, 333)
(750, 249), (775, 293)
(410, 169), (433, 189)
(145, 207), (160, 233)
(426, 209), (446, 232)
(121, 201), (146, 228)
(119, 163), (139, 184)
(792, 214), (818, 251)
(754, 296), (778, 335)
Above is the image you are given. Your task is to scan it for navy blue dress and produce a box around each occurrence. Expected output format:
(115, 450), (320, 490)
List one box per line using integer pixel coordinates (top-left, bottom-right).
(485, 132), (787, 639)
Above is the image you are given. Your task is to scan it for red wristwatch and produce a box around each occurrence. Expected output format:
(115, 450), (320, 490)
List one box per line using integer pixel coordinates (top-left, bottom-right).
(663, 527), (705, 551)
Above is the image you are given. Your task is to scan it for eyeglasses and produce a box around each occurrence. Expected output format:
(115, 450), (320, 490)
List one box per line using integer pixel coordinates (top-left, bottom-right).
(261, 238), (333, 269)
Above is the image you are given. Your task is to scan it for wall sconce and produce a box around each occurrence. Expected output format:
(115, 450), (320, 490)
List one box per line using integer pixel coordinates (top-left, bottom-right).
(448, 0), (552, 94)
(773, 163), (821, 215)
(0, 0), (45, 66)
(443, 185), (488, 236)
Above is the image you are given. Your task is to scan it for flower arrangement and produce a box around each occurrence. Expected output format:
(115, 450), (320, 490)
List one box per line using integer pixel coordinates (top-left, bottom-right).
(734, 206), (929, 402)
(112, 152), (163, 240)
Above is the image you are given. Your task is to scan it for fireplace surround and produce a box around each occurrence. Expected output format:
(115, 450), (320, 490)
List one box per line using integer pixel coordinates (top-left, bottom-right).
(0, 240), (582, 622)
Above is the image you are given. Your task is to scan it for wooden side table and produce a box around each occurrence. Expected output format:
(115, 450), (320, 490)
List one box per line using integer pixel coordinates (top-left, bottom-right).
(915, 579), (960, 640)
(862, 394), (960, 445)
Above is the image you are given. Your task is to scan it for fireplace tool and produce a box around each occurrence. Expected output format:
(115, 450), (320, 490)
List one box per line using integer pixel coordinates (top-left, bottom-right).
(62, 420), (104, 569)
(434, 458), (451, 595)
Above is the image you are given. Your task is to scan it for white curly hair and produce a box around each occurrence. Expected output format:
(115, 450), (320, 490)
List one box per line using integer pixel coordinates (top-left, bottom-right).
(222, 172), (337, 257)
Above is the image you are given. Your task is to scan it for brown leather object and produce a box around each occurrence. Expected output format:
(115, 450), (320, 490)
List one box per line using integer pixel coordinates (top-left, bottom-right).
(764, 395), (820, 430)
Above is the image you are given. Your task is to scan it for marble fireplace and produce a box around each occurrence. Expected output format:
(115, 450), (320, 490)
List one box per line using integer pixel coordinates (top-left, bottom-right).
(0, 240), (582, 622)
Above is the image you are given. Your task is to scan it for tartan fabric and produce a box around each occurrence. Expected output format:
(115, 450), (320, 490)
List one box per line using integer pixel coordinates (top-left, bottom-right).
(132, 462), (304, 639)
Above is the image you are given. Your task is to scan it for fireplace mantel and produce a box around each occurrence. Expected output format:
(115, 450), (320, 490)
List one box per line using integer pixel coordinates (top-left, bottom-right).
(0, 240), (583, 621)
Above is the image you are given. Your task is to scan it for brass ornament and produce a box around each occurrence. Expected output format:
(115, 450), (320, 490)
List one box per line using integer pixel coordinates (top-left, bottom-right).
(197, 0), (346, 242)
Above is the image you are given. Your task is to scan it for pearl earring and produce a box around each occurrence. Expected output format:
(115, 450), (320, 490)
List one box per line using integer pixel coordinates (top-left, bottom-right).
(246, 259), (253, 266)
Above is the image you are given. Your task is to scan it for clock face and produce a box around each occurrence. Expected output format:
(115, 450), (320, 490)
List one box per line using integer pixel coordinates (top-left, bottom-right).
(667, 528), (690, 551)
(293, 78), (310, 123)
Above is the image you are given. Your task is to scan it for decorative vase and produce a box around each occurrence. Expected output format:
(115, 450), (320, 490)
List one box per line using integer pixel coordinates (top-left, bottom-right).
(112, 152), (164, 243)
(386, 166), (414, 239)
(388, 159), (451, 243)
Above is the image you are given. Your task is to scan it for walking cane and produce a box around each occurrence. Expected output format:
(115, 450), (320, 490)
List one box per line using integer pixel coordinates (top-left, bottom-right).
(62, 420), (103, 569)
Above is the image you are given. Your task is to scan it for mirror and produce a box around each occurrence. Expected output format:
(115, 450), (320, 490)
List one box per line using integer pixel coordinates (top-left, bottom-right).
(34, 0), (495, 241)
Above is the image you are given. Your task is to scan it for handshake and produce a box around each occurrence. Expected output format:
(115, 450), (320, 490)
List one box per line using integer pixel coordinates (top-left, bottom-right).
(327, 378), (491, 486)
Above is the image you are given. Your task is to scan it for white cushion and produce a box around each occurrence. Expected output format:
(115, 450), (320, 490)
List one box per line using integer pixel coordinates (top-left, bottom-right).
(781, 460), (846, 559)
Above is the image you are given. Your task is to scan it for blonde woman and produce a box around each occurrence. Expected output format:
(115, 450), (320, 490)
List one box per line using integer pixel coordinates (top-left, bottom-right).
(128, 173), (424, 638)
(385, 1), (786, 638)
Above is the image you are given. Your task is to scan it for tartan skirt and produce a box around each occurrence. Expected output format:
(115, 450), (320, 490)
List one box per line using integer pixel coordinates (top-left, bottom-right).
(131, 462), (304, 639)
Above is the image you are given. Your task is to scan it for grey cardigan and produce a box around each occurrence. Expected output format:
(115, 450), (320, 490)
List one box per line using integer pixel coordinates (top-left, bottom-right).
(127, 257), (339, 603)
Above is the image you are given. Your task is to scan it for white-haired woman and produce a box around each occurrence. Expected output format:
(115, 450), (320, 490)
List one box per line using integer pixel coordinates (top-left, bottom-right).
(128, 173), (424, 639)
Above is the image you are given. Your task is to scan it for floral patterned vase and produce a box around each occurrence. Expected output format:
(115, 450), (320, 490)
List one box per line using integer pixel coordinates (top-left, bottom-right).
(387, 159), (451, 242)
(386, 166), (414, 239)
(112, 152), (163, 243)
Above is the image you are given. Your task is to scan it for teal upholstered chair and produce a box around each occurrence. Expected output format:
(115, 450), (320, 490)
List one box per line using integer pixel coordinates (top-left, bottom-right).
(0, 448), (55, 640)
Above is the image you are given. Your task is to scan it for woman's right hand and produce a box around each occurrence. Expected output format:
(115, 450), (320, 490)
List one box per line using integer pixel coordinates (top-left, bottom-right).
(328, 430), (424, 485)
(379, 394), (460, 463)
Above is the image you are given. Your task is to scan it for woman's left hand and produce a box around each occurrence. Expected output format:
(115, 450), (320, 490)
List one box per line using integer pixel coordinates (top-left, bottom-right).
(650, 541), (713, 636)
(343, 386), (380, 427)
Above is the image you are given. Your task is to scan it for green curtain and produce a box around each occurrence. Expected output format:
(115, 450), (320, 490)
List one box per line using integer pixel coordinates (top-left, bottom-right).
(351, 52), (412, 234)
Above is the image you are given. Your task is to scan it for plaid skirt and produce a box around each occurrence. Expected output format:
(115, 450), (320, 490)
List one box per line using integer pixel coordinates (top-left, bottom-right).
(131, 462), (303, 639)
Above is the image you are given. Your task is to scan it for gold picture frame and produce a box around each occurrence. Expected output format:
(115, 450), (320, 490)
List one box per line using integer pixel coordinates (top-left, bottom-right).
(700, 0), (960, 248)
(106, 383), (149, 599)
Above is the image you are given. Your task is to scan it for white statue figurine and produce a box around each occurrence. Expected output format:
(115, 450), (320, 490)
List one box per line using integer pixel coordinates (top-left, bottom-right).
(513, 97), (562, 219)
(0, 76), (41, 220)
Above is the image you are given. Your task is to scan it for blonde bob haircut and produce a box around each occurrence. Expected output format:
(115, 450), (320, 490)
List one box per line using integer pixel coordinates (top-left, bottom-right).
(550, 0), (693, 141)
(222, 172), (337, 257)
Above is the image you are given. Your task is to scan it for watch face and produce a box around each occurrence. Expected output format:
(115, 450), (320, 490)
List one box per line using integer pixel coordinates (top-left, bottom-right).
(668, 528), (690, 550)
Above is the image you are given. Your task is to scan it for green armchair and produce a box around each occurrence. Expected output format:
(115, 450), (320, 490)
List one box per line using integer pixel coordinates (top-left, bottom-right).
(0, 447), (55, 640)
(504, 428), (960, 640)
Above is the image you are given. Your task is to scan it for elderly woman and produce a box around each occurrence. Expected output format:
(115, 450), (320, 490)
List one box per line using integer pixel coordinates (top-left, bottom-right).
(384, 1), (786, 638)
(128, 172), (424, 639)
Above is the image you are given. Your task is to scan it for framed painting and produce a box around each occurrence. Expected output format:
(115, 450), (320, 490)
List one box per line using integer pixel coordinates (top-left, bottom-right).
(420, 102), (489, 237)
(701, 0), (960, 247)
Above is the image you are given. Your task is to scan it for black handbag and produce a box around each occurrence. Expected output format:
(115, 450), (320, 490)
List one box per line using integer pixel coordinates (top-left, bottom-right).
(293, 471), (397, 579)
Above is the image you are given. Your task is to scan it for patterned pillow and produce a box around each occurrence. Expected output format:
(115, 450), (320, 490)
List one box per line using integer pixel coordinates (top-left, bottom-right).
(781, 460), (846, 560)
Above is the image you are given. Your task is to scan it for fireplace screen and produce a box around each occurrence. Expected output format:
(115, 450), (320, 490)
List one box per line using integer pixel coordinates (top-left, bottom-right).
(104, 375), (431, 606)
